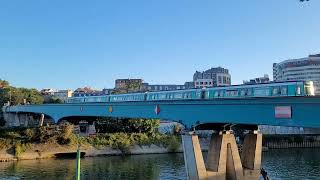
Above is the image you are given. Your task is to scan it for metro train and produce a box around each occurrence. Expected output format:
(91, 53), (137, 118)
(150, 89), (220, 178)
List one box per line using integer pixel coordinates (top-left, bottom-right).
(66, 81), (315, 103)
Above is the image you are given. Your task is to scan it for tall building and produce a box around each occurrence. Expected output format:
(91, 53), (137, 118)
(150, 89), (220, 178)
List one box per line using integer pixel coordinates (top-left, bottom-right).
(273, 53), (320, 95)
(193, 67), (231, 88)
(243, 74), (270, 85)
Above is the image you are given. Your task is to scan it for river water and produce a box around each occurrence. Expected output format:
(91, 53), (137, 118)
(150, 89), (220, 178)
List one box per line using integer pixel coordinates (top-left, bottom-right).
(0, 148), (319, 180)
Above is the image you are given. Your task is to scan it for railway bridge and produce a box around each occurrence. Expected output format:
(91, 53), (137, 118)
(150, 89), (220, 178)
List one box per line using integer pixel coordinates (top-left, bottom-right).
(3, 96), (320, 180)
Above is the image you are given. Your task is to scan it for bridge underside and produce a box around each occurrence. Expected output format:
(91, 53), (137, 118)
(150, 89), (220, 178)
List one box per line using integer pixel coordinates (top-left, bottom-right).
(5, 97), (320, 128)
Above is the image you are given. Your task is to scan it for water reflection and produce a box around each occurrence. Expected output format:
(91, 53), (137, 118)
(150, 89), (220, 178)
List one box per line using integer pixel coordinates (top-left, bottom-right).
(1, 149), (320, 180)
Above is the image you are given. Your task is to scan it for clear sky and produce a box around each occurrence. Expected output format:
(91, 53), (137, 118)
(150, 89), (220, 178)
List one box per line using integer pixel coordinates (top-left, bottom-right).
(0, 0), (319, 90)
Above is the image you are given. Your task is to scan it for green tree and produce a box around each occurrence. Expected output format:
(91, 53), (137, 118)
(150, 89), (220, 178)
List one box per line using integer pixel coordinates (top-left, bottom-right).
(125, 81), (141, 93)
(128, 119), (160, 134)
(0, 86), (44, 106)
(44, 96), (63, 104)
(112, 81), (142, 94)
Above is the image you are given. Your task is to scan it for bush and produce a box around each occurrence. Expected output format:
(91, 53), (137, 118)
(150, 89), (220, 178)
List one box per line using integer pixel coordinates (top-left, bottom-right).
(166, 136), (181, 152)
(6, 131), (21, 139)
(130, 133), (149, 146)
(24, 128), (36, 141)
(109, 133), (131, 154)
(0, 138), (11, 150)
(57, 124), (75, 145)
(37, 127), (57, 144)
(14, 141), (30, 158)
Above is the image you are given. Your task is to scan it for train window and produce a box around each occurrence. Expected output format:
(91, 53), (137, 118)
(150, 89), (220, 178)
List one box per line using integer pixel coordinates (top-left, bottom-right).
(296, 86), (301, 95)
(219, 91), (224, 97)
(272, 87), (280, 95)
(240, 90), (246, 96)
(281, 87), (287, 95)
(214, 91), (219, 97)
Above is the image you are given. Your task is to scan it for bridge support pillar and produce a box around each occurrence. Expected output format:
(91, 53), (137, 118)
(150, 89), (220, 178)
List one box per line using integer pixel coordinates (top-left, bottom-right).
(13, 113), (20, 127)
(39, 114), (44, 127)
(182, 134), (207, 180)
(182, 131), (262, 180)
(241, 132), (262, 180)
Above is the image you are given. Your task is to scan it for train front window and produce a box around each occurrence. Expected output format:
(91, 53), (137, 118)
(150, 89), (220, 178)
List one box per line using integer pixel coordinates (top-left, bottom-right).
(305, 81), (315, 96)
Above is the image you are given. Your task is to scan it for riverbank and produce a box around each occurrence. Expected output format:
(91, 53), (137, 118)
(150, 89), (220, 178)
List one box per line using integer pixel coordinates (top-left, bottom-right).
(0, 143), (185, 162)
(0, 124), (185, 162)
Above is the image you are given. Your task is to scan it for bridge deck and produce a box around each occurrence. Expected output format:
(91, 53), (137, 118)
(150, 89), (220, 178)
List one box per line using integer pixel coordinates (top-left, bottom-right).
(4, 97), (320, 128)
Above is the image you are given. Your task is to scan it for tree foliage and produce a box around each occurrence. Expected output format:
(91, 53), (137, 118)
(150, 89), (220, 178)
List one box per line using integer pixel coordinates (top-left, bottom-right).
(95, 117), (160, 134)
(0, 80), (44, 106)
(112, 81), (142, 94)
(44, 96), (63, 104)
(0, 79), (9, 88)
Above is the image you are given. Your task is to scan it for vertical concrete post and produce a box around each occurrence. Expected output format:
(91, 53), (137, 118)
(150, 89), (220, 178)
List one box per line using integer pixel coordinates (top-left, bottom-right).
(206, 132), (244, 180)
(14, 113), (20, 127)
(182, 130), (262, 180)
(39, 114), (44, 127)
(3, 112), (9, 128)
(241, 132), (262, 180)
(24, 114), (29, 127)
(182, 134), (207, 180)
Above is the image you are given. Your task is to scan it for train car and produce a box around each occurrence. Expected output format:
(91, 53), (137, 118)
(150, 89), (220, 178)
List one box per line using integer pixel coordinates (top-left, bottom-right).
(66, 97), (85, 103)
(205, 81), (314, 99)
(146, 89), (203, 101)
(84, 96), (109, 103)
(109, 93), (146, 102)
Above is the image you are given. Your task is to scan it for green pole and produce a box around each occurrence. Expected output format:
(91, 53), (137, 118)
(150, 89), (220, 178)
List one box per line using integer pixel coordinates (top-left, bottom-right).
(76, 142), (81, 180)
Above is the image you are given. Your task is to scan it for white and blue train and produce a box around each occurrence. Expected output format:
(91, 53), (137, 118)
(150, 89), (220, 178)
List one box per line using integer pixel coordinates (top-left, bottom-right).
(66, 81), (315, 103)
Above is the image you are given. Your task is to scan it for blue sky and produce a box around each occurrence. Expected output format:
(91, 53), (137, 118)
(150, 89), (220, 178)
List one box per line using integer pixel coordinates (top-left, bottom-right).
(0, 0), (319, 90)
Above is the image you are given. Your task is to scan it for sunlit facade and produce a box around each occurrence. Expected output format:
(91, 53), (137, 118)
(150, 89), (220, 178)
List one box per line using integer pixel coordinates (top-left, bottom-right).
(273, 54), (320, 95)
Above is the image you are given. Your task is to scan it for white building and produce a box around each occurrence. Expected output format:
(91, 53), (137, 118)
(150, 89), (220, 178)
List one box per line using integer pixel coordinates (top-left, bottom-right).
(273, 54), (320, 95)
(53, 90), (73, 102)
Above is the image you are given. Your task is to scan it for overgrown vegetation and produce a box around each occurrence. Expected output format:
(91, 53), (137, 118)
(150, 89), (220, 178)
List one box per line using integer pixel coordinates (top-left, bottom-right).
(0, 79), (44, 107)
(0, 118), (182, 157)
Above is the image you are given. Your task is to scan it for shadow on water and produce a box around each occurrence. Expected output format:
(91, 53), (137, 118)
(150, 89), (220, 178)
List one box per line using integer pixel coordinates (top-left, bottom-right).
(1, 149), (320, 180)
(0, 153), (186, 180)
(54, 152), (86, 159)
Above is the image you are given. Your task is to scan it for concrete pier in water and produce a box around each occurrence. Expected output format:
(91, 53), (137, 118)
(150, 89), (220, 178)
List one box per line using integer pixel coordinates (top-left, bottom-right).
(182, 131), (262, 180)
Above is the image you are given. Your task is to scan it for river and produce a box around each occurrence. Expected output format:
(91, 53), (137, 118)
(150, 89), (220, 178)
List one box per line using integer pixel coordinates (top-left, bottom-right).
(0, 148), (319, 180)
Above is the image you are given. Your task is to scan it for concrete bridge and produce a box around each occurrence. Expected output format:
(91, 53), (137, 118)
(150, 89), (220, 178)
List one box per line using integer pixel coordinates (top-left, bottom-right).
(3, 96), (320, 180)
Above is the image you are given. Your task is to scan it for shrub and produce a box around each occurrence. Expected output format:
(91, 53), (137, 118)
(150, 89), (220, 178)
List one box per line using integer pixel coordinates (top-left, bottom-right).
(14, 141), (30, 158)
(130, 133), (149, 146)
(60, 124), (74, 139)
(0, 138), (11, 150)
(24, 128), (36, 141)
(109, 133), (131, 154)
(37, 127), (57, 144)
(166, 136), (181, 152)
